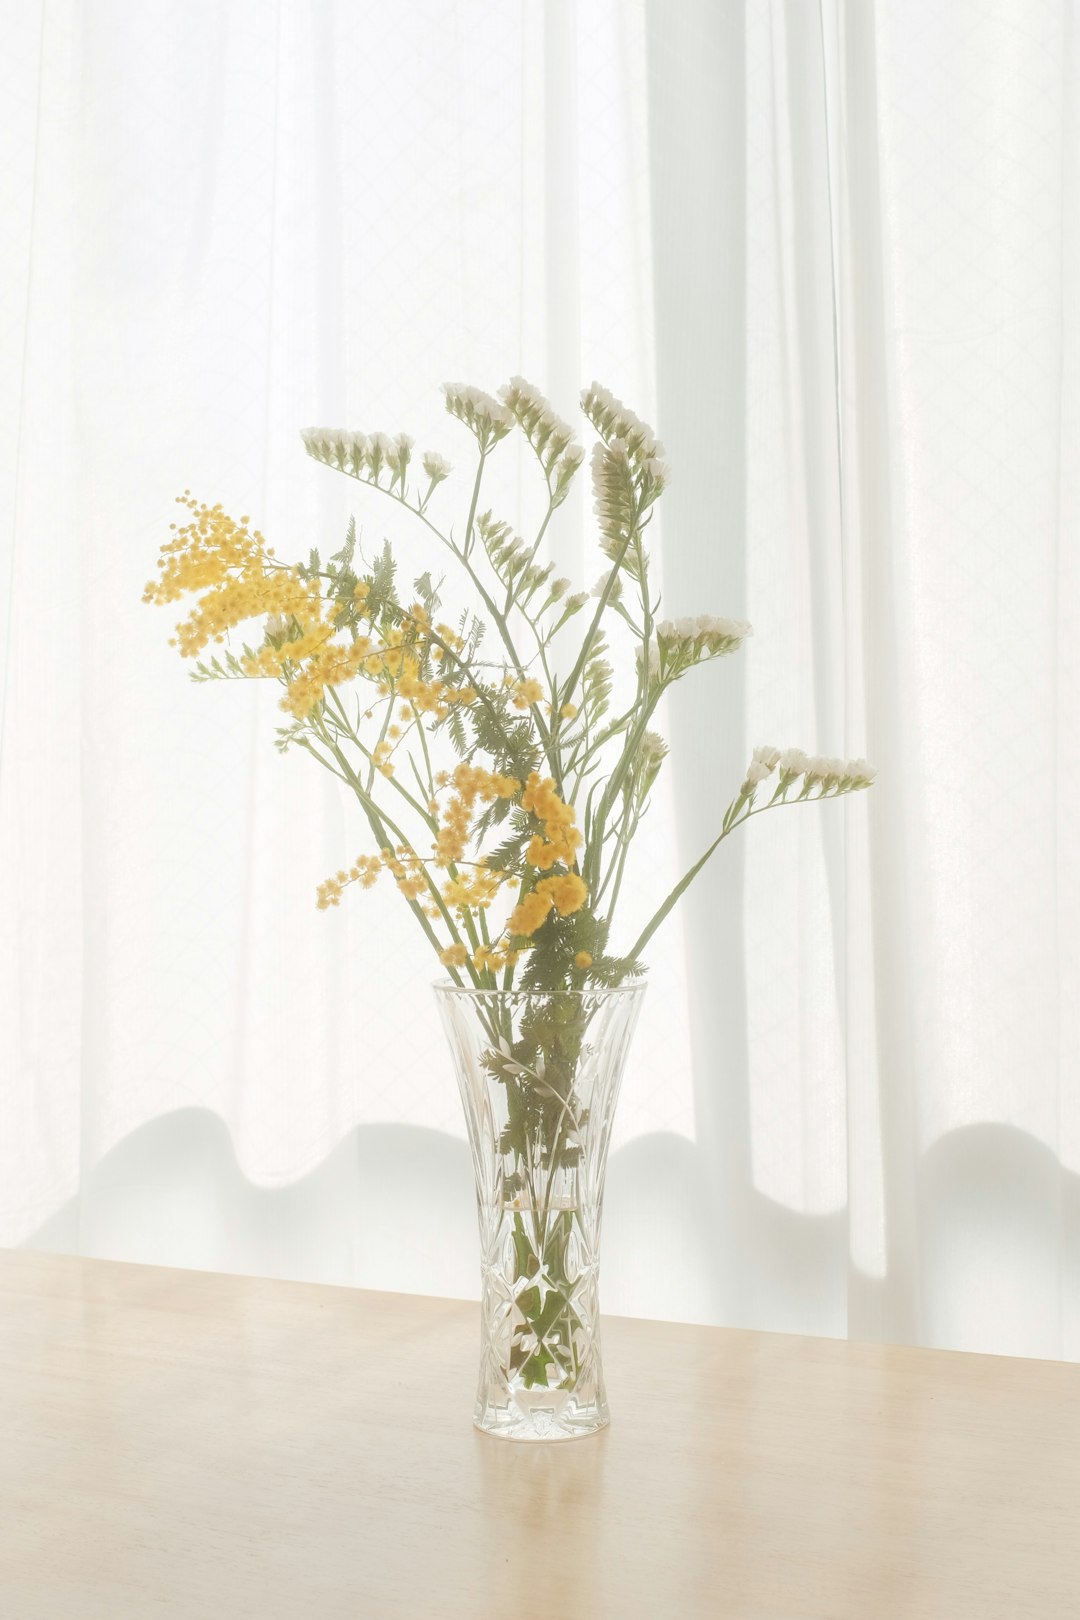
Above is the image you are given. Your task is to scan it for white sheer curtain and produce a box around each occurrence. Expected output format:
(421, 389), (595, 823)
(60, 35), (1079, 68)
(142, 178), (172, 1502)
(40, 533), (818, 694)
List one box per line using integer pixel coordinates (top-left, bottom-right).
(3, 0), (1078, 1361)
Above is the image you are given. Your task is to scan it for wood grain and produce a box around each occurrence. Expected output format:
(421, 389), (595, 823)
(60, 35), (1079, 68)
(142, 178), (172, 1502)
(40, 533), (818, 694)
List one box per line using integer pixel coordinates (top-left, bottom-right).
(1, 1249), (1078, 1618)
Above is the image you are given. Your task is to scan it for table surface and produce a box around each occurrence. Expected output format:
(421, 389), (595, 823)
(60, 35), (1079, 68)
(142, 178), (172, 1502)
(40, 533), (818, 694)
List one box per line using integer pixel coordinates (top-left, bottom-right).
(2, 1251), (1079, 1619)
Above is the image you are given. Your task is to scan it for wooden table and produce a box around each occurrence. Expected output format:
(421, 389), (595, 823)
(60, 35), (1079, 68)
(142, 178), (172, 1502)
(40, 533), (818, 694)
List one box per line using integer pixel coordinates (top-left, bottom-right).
(1, 1251), (1078, 1618)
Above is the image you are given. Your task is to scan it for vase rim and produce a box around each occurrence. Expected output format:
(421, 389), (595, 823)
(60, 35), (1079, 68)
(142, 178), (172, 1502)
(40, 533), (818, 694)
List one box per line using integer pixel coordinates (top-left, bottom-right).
(432, 978), (646, 1000)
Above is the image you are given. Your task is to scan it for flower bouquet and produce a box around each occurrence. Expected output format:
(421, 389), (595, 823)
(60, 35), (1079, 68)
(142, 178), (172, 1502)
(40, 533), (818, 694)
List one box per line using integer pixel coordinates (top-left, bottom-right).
(146, 377), (873, 1439)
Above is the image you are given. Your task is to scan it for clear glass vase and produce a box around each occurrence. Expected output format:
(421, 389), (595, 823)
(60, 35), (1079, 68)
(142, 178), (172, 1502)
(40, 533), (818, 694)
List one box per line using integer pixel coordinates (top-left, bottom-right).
(436, 981), (645, 1441)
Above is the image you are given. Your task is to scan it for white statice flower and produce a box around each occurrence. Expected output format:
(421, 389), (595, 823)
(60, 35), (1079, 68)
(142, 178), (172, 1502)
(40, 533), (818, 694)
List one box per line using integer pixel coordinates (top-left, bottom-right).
(581, 382), (664, 468)
(779, 752), (875, 792)
(640, 729), (668, 767)
(656, 615), (752, 656)
(752, 745), (782, 771)
(364, 431), (395, 482)
(302, 428), (372, 477)
(345, 431), (371, 473)
(385, 433), (413, 482)
(591, 568), (624, 602)
(705, 616), (753, 647)
(637, 639), (661, 679)
(523, 561), (552, 591)
(549, 576), (571, 601)
(265, 613), (289, 639)
(422, 450), (451, 484)
(317, 427), (346, 466)
(564, 591), (589, 612)
(499, 376), (581, 471)
(591, 439), (636, 562)
(636, 728), (668, 790)
(843, 758), (877, 788)
(743, 760), (773, 786)
(442, 382), (515, 444)
(551, 441), (586, 504)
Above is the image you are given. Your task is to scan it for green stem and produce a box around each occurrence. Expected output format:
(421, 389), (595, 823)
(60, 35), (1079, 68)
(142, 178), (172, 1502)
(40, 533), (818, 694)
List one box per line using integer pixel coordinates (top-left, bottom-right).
(326, 468), (560, 773)
(306, 711), (480, 984)
(626, 790), (812, 963)
(462, 448), (487, 561)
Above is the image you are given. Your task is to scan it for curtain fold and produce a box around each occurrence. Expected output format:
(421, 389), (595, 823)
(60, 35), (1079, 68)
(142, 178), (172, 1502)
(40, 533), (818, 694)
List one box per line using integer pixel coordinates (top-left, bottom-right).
(3, 0), (1078, 1360)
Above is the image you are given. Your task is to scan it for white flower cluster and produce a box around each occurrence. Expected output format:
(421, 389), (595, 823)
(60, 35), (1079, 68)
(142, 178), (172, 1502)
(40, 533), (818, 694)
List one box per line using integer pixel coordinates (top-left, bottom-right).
(422, 450), (452, 484)
(742, 746), (876, 794)
(580, 382), (670, 488)
(381, 433), (412, 482)
(591, 440), (637, 566)
(637, 615), (752, 683)
(639, 729), (669, 768)
(300, 428), (413, 488)
(499, 377), (584, 487)
(301, 426), (353, 466)
(592, 568), (624, 602)
(442, 383), (515, 446)
(656, 615), (753, 651)
(638, 640), (661, 679)
(478, 512), (545, 588)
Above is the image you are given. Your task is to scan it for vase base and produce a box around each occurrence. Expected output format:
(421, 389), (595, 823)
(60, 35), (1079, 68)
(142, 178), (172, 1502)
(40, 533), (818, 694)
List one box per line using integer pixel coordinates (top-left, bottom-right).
(474, 1389), (610, 1442)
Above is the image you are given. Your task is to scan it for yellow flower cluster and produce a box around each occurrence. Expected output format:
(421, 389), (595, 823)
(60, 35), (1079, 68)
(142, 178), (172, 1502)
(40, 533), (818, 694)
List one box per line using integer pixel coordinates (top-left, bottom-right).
(507, 872), (589, 938)
(521, 772), (582, 870)
(473, 944), (522, 973)
(434, 763), (520, 866)
(243, 624), (345, 676)
(147, 501), (483, 728)
(512, 677), (544, 710)
(144, 498), (324, 659)
(316, 854), (383, 909)
(280, 642), (373, 719)
(316, 845), (433, 910)
(396, 652), (476, 718)
(379, 845), (428, 900)
(428, 619), (466, 660)
(441, 864), (507, 910)
(439, 942), (524, 974)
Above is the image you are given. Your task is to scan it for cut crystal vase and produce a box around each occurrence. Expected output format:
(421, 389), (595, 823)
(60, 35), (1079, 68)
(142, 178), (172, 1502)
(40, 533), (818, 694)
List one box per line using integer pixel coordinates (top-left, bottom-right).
(436, 982), (645, 1441)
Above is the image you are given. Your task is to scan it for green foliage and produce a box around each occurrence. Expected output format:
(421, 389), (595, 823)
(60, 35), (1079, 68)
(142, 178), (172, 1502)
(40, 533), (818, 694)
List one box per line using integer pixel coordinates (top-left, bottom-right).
(584, 953), (646, 987)
(482, 819), (531, 877)
(412, 570), (439, 615)
(581, 633), (613, 729)
(274, 719), (308, 754)
(331, 516), (357, 569)
(368, 539), (397, 613)
(447, 705), (467, 755)
(469, 700), (541, 786)
(191, 649), (248, 682)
